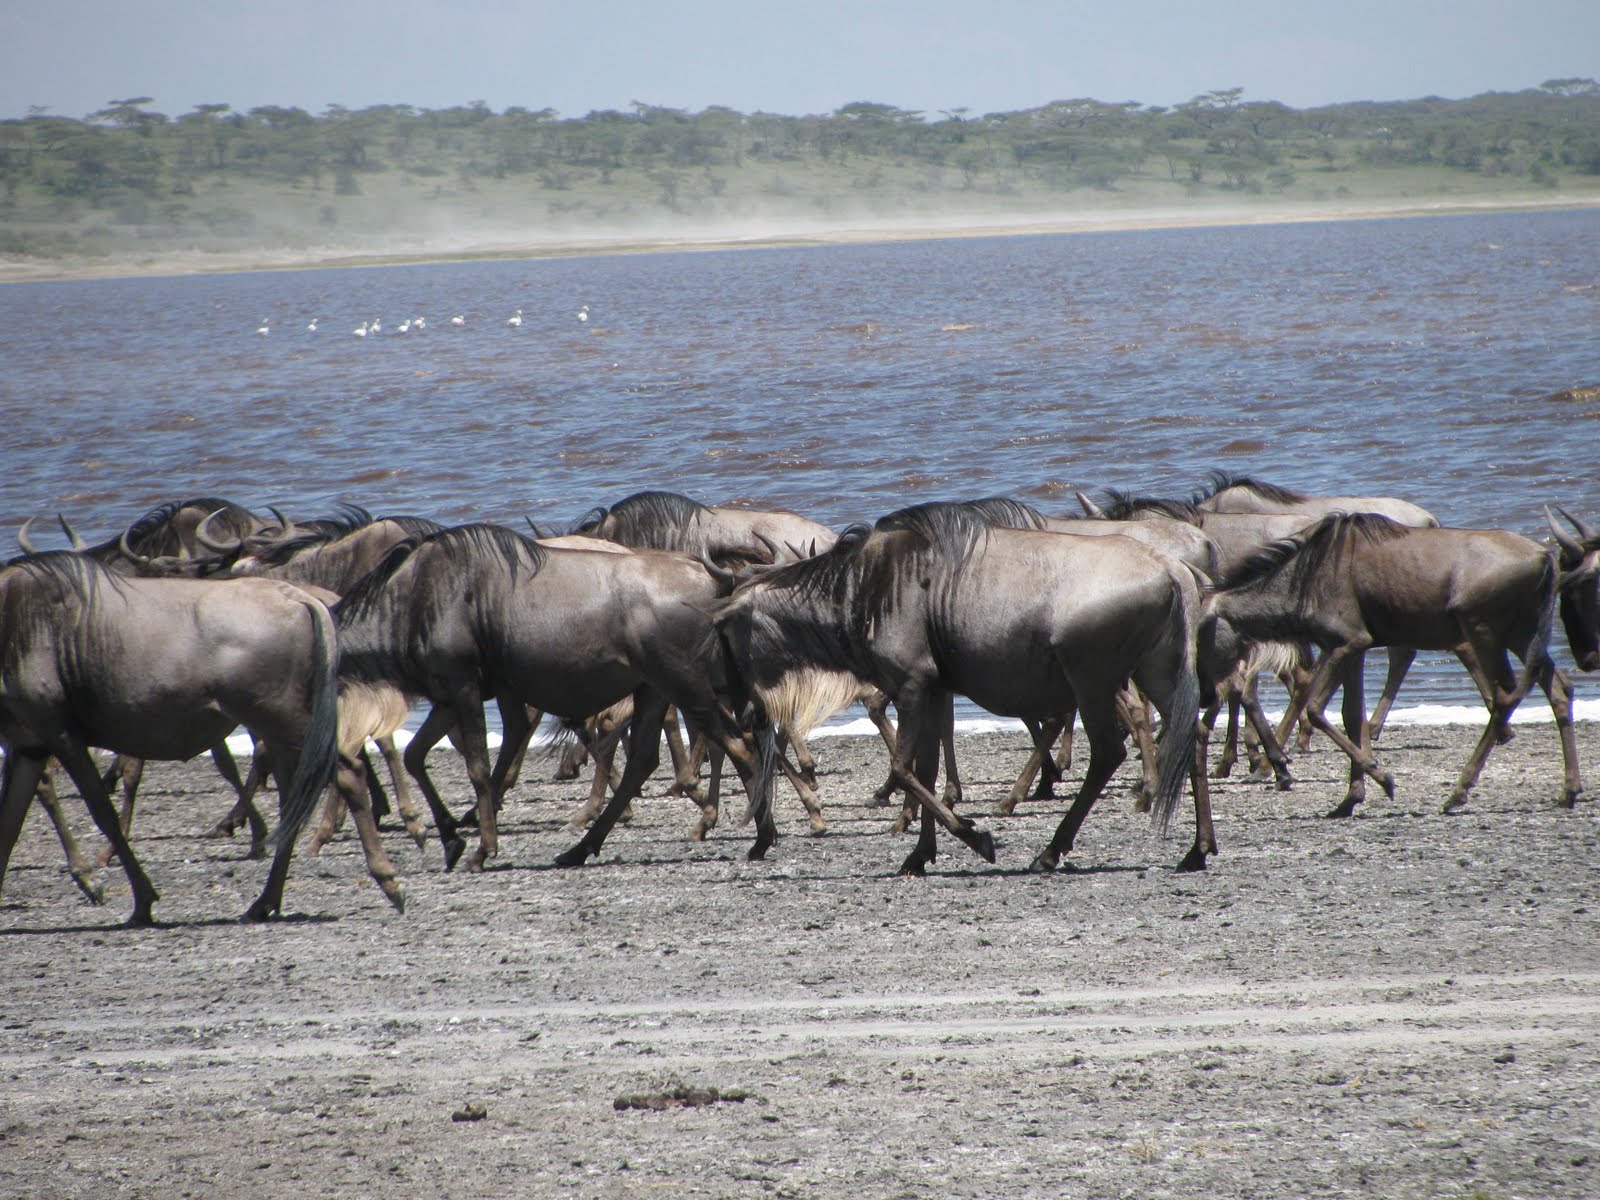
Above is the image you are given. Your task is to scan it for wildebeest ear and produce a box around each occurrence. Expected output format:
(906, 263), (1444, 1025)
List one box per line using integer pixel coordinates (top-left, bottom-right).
(1076, 491), (1106, 518)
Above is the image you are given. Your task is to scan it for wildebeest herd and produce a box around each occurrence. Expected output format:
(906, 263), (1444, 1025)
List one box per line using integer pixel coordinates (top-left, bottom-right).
(2, 474), (1597, 925)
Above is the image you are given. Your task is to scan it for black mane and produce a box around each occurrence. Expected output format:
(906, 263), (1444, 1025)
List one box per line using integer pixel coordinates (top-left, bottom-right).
(1196, 471), (1307, 506)
(570, 490), (708, 549)
(1214, 512), (1409, 596)
(1098, 489), (1204, 524)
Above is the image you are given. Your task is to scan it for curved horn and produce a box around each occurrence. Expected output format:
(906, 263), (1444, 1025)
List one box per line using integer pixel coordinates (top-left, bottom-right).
(752, 531), (782, 564)
(265, 506), (298, 540)
(1554, 504), (1600, 544)
(698, 550), (739, 589)
(1546, 506), (1584, 561)
(1076, 491), (1106, 519)
(57, 514), (88, 550)
(17, 516), (39, 555)
(524, 516), (547, 539)
(194, 508), (244, 555)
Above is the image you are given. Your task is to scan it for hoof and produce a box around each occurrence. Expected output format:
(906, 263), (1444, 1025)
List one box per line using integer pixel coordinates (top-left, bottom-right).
(997, 797), (1021, 816)
(1274, 773), (1296, 792)
(1028, 851), (1059, 874)
(382, 882), (406, 913)
(896, 854), (929, 877)
(203, 822), (237, 839)
(746, 838), (773, 862)
(553, 844), (591, 868)
(1378, 771), (1397, 800)
(807, 821), (828, 836)
(240, 903), (274, 924)
(442, 837), (466, 872)
(1176, 847), (1210, 873)
(1441, 795), (1469, 815)
(1324, 801), (1358, 819)
(964, 827), (997, 864)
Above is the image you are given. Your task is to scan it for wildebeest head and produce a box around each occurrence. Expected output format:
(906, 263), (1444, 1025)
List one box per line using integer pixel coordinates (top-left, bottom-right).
(1548, 505), (1600, 671)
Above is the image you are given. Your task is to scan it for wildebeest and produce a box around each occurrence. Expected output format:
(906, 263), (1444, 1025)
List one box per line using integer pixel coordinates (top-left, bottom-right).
(1197, 512), (1591, 816)
(572, 489), (837, 564)
(713, 502), (1206, 875)
(1194, 471), (1440, 528)
(332, 524), (778, 871)
(0, 553), (378, 924)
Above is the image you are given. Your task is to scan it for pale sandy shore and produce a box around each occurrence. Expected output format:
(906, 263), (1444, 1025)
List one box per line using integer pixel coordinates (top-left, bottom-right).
(4, 193), (1598, 285)
(2, 722), (1598, 1199)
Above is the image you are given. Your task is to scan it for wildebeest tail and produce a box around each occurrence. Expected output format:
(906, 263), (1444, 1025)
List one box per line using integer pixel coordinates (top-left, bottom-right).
(756, 667), (865, 741)
(273, 598), (342, 850)
(1150, 575), (1202, 836)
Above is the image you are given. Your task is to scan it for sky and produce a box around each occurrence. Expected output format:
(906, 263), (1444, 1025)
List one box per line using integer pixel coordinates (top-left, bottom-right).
(2, 0), (1596, 122)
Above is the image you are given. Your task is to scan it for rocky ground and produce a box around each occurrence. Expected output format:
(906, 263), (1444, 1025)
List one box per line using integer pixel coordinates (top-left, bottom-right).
(3, 721), (1599, 1199)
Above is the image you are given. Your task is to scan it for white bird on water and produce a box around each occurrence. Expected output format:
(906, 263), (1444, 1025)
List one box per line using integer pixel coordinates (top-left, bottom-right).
(507, 308), (523, 327)
(577, 304), (589, 324)
(256, 319), (270, 336)
(353, 321), (369, 337)
(370, 317), (382, 334)
(413, 315), (426, 330)
(397, 319), (412, 334)
(450, 314), (465, 327)
(307, 317), (319, 332)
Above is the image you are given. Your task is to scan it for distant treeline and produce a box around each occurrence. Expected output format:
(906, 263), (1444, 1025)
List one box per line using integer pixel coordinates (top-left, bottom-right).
(2, 80), (1598, 257)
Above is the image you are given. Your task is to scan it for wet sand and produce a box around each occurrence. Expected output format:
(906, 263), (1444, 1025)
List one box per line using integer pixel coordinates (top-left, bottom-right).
(3, 720), (1598, 1198)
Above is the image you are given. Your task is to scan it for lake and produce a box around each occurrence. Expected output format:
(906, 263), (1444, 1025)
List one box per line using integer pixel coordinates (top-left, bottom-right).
(3, 207), (1597, 721)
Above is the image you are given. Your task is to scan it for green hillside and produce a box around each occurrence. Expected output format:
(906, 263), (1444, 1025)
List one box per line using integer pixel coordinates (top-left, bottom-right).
(3, 81), (1598, 274)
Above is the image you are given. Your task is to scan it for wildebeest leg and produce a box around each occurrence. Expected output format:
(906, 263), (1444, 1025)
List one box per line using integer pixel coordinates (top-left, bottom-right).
(663, 708), (706, 804)
(1121, 690), (1160, 813)
(55, 739), (160, 925)
(374, 735), (427, 849)
(1441, 636), (1526, 814)
(402, 703), (468, 870)
(493, 706), (542, 794)
(1296, 643), (1396, 803)
(865, 692), (901, 807)
(1177, 720), (1218, 872)
(1030, 695), (1126, 873)
(212, 745), (270, 860)
(1536, 664), (1581, 807)
(33, 766), (106, 903)
(1366, 647), (1417, 742)
(330, 753), (405, 911)
(1213, 680), (1243, 779)
(449, 695), (500, 872)
(93, 755), (144, 868)
(1327, 654), (1370, 818)
(888, 686), (994, 875)
(1238, 686), (1294, 790)
(567, 725), (622, 833)
(774, 730), (828, 833)
(999, 712), (1067, 815)
(936, 692), (961, 808)
(1, 752), (53, 903)
(245, 745), (322, 921)
(555, 689), (675, 866)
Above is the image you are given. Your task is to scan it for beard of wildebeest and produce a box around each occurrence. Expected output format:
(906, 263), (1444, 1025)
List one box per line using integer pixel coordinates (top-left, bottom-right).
(1548, 507), (1600, 672)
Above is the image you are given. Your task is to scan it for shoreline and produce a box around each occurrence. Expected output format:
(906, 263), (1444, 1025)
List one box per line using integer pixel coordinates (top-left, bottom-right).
(3, 193), (1597, 285)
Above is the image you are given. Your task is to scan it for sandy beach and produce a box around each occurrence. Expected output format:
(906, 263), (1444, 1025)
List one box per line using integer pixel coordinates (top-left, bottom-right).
(3, 719), (1598, 1199)
(4, 194), (1598, 285)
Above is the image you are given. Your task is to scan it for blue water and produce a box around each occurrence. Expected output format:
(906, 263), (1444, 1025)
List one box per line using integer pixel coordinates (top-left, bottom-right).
(3, 208), (1597, 720)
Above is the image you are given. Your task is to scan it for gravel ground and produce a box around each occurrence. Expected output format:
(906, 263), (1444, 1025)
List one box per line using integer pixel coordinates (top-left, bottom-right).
(3, 720), (1599, 1200)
